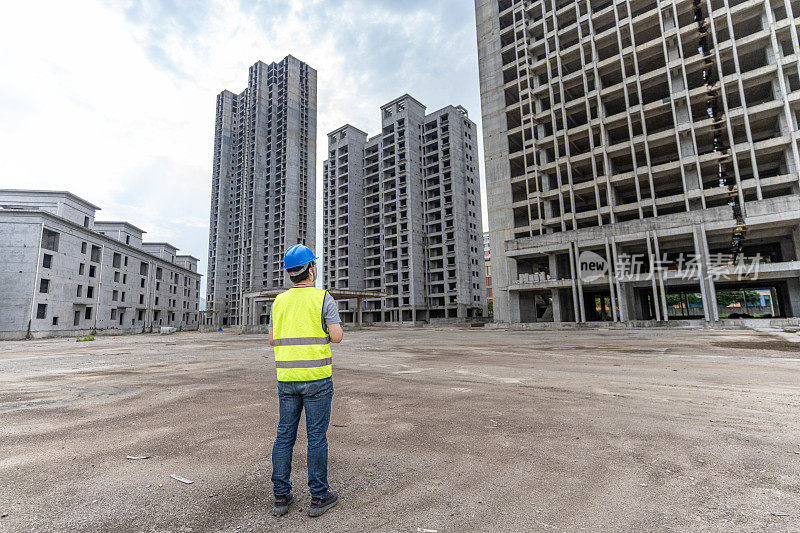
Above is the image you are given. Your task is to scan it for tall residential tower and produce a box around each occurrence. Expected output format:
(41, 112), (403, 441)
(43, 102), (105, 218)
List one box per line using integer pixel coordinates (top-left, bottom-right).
(206, 56), (317, 326)
(476, 0), (800, 324)
(323, 95), (486, 323)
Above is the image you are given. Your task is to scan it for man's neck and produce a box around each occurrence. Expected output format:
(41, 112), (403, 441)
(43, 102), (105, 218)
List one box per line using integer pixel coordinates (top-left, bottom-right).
(293, 281), (314, 288)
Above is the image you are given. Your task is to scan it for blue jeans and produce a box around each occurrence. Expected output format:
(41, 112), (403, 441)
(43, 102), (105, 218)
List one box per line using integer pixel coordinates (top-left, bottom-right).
(271, 377), (333, 498)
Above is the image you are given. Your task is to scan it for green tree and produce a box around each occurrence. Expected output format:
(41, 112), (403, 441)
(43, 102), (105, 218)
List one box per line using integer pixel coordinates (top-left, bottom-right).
(666, 293), (700, 306)
(716, 290), (761, 307)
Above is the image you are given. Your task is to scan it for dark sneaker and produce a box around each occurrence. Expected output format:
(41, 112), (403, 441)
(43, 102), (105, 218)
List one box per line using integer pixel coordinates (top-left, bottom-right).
(272, 493), (294, 516)
(308, 490), (339, 517)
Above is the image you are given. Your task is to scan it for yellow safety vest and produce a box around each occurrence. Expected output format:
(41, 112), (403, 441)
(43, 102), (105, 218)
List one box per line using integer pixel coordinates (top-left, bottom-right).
(271, 287), (332, 382)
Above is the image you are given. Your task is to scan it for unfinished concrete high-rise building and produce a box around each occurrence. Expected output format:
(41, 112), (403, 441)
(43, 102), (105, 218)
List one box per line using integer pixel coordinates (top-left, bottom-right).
(206, 56), (317, 326)
(475, 0), (800, 324)
(323, 95), (486, 323)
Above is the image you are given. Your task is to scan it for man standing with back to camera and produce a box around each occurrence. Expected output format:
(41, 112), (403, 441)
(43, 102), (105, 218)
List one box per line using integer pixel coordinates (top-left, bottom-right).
(268, 244), (343, 517)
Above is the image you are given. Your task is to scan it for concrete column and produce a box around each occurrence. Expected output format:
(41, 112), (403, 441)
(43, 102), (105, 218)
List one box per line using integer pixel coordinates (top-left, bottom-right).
(503, 254), (521, 323)
(790, 225), (800, 261)
(604, 240), (619, 322)
(609, 239), (627, 321)
(694, 224), (719, 322)
(567, 243), (584, 323)
(550, 288), (563, 322)
(547, 253), (565, 322)
(785, 147), (798, 174)
(607, 184), (618, 208)
(786, 279), (800, 318)
(547, 253), (558, 279)
(542, 176), (554, 220)
(508, 290), (521, 323)
(617, 282), (635, 321)
(777, 104), (791, 134)
(770, 287), (779, 317)
(645, 235), (662, 321)
(705, 276), (719, 322)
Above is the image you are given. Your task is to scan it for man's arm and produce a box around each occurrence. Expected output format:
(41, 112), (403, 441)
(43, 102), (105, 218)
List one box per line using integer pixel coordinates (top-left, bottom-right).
(328, 323), (343, 344)
(268, 302), (275, 346)
(322, 292), (343, 344)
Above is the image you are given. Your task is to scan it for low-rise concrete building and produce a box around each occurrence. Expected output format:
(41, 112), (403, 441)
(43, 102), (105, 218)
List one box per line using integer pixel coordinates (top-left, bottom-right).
(0, 190), (202, 340)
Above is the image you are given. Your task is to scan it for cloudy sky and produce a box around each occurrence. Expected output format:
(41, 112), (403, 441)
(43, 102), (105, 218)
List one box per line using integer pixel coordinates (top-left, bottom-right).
(0, 0), (487, 294)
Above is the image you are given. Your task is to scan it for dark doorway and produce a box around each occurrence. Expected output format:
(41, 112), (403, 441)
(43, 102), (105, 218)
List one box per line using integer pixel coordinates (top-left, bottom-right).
(583, 291), (615, 321)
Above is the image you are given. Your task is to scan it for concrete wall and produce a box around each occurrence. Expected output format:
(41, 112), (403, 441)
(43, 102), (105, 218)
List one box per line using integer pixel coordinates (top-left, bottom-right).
(0, 218), (40, 335)
(475, 0), (514, 322)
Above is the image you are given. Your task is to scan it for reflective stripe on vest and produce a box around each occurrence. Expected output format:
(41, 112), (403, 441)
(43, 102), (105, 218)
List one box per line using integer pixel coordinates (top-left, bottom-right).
(276, 357), (332, 368)
(272, 286), (332, 382)
(273, 336), (330, 346)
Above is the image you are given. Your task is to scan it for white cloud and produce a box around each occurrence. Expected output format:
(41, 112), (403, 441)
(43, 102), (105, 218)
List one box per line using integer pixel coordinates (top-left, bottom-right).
(0, 0), (488, 296)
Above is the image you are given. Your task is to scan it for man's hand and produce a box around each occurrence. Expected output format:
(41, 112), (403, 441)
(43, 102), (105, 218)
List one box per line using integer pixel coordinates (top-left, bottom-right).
(328, 323), (343, 344)
(268, 326), (274, 346)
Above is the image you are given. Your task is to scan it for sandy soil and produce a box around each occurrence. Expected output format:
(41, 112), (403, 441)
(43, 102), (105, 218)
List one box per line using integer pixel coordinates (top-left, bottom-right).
(1, 327), (799, 532)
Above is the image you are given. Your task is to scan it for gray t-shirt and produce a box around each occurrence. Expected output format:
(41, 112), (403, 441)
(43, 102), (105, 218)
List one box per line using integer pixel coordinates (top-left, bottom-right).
(269, 290), (341, 331)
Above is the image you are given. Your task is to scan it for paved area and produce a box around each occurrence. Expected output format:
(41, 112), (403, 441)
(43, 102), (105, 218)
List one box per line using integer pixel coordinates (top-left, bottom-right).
(1, 327), (800, 532)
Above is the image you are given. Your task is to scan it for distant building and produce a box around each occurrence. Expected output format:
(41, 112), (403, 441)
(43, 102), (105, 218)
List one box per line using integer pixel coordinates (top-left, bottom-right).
(206, 56), (317, 326)
(484, 231), (492, 315)
(0, 190), (201, 340)
(322, 95), (486, 323)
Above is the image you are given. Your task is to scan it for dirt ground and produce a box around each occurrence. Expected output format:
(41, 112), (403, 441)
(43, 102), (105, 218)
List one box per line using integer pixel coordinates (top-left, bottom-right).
(1, 327), (799, 532)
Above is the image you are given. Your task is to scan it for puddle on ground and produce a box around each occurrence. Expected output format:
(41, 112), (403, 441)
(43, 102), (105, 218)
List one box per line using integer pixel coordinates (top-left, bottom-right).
(712, 341), (800, 353)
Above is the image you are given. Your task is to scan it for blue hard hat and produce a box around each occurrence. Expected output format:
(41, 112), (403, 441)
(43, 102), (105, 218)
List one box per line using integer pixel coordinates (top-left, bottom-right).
(284, 244), (317, 270)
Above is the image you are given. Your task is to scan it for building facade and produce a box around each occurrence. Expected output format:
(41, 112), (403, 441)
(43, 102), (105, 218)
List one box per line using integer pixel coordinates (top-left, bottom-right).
(323, 95), (486, 323)
(206, 56), (317, 326)
(475, 0), (800, 323)
(484, 231), (493, 314)
(0, 190), (201, 340)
